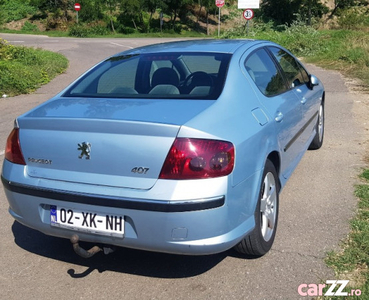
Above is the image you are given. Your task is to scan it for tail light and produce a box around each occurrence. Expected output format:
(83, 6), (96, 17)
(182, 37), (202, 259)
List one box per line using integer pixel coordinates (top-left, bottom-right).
(159, 138), (234, 179)
(5, 128), (26, 165)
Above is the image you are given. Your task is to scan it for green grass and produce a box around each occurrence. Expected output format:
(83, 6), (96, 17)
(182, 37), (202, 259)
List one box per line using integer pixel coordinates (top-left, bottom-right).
(0, 38), (68, 96)
(304, 30), (369, 91)
(322, 170), (369, 299)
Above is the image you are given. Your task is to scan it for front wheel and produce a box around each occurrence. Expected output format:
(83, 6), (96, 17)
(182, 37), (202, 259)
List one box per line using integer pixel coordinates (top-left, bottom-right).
(235, 159), (279, 257)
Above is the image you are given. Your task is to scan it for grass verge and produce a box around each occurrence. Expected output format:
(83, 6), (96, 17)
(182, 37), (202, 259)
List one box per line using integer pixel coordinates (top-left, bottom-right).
(321, 169), (369, 298)
(223, 23), (369, 91)
(0, 38), (68, 96)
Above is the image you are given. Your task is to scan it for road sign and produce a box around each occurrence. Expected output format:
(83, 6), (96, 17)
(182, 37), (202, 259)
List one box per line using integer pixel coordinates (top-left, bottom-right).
(243, 9), (254, 20)
(238, 0), (259, 9)
(74, 3), (81, 11)
(216, 0), (225, 8)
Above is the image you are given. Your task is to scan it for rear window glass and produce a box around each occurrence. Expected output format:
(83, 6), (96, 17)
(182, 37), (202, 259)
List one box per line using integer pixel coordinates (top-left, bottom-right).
(63, 52), (232, 100)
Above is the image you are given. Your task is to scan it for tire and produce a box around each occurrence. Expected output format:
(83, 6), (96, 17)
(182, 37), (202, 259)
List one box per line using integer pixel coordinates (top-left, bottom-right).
(235, 159), (279, 257)
(309, 102), (324, 150)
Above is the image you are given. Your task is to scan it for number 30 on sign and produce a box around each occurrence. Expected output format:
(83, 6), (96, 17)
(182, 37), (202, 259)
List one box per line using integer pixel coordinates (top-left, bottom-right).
(243, 9), (254, 20)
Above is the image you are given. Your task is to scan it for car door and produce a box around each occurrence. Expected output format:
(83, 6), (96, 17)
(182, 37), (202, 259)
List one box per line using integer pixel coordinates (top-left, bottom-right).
(267, 46), (320, 150)
(244, 47), (303, 179)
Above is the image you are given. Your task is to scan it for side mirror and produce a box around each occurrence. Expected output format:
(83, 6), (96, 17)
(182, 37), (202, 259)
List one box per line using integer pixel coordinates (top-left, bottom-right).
(309, 75), (319, 89)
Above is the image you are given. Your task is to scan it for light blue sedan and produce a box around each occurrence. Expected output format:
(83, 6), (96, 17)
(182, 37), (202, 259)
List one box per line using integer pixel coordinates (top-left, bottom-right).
(1, 39), (325, 258)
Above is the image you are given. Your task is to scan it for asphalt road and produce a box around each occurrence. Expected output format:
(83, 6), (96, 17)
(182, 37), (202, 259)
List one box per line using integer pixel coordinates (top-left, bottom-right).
(0, 33), (368, 300)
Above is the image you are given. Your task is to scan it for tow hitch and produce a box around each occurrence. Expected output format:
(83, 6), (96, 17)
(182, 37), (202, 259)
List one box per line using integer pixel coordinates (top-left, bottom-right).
(70, 234), (115, 258)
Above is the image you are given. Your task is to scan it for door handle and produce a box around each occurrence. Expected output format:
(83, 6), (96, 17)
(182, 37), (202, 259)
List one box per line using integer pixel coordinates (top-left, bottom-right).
(275, 111), (284, 122)
(301, 97), (307, 104)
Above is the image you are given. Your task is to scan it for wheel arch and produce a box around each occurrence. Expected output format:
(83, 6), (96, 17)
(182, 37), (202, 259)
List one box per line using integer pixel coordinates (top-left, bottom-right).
(266, 151), (281, 190)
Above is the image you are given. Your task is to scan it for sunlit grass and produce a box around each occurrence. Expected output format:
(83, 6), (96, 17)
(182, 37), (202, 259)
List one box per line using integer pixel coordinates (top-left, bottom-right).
(322, 170), (369, 299)
(0, 38), (68, 96)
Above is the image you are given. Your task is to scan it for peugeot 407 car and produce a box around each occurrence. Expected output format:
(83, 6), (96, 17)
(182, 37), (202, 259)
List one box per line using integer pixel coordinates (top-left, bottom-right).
(1, 39), (325, 257)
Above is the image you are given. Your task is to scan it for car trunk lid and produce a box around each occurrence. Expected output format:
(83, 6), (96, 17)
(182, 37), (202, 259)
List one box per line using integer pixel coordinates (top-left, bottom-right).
(18, 98), (214, 189)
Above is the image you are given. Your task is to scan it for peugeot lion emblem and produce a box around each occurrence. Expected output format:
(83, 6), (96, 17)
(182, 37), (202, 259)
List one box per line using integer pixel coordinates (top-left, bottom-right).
(78, 142), (91, 159)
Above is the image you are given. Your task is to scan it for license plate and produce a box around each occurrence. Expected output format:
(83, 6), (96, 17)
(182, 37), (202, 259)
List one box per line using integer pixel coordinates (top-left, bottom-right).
(50, 205), (124, 238)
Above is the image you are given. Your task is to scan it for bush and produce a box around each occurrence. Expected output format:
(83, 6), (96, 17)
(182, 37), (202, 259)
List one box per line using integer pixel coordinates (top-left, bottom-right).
(0, 38), (68, 96)
(68, 24), (91, 37)
(69, 23), (110, 37)
(222, 19), (325, 57)
(1, 0), (36, 22)
(21, 21), (39, 32)
(337, 7), (369, 29)
(116, 25), (136, 34)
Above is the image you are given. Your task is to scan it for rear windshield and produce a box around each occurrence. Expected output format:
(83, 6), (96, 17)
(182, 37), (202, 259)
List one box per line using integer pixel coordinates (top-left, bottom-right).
(63, 52), (232, 100)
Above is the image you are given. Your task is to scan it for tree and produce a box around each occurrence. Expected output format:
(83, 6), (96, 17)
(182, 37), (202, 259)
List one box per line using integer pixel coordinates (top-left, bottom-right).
(260, 0), (330, 26)
(197, 0), (216, 35)
(138, 0), (166, 32)
(328, 0), (369, 19)
(260, 0), (303, 26)
(300, 0), (329, 25)
(163, 0), (192, 29)
(78, 0), (105, 23)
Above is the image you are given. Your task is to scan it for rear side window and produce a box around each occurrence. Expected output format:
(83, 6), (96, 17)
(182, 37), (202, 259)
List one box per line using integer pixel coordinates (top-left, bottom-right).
(268, 47), (306, 88)
(64, 52), (232, 100)
(245, 48), (287, 97)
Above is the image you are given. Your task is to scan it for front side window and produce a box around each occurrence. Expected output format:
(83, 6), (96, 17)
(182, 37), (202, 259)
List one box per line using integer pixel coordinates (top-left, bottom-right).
(63, 52), (231, 100)
(268, 47), (306, 88)
(245, 48), (287, 97)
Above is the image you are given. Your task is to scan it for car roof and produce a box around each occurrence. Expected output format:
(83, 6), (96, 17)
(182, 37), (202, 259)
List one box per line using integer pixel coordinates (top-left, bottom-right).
(114, 39), (265, 56)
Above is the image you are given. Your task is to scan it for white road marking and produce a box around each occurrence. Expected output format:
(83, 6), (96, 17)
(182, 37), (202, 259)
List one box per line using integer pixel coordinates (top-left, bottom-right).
(110, 42), (134, 49)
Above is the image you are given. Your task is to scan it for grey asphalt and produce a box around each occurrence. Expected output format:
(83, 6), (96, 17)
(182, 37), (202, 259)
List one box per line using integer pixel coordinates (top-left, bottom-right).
(0, 33), (368, 300)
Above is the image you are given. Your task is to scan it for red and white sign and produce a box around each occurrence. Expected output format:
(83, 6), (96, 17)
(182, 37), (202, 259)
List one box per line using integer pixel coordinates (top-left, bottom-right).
(74, 3), (81, 11)
(243, 9), (254, 20)
(216, 0), (225, 8)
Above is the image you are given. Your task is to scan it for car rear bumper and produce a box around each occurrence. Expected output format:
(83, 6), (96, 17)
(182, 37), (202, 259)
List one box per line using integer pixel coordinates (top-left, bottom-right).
(2, 162), (258, 255)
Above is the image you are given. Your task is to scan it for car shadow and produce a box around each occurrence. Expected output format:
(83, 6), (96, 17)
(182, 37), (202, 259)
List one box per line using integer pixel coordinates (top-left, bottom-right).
(11, 221), (252, 279)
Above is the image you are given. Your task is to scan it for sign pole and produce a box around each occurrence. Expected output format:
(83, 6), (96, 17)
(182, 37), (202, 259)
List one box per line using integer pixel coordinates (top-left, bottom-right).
(242, 8), (254, 35)
(74, 3), (81, 24)
(218, 7), (220, 37)
(215, 0), (224, 37)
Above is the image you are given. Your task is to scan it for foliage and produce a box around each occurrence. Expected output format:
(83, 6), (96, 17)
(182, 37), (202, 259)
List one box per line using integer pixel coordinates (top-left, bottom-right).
(258, 0), (368, 27)
(222, 20), (369, 88)
(223, 20), (326, 57)
(259, 0), (303, 26)
(1, 0), (369, 38)
(78, 0), (105, 23)
(336, 7), (369, 29)
(1, 0), (37, 22)
(21, 21), (39, 32)
(0, 38), (68, 96)
(68, 23), (109, 37)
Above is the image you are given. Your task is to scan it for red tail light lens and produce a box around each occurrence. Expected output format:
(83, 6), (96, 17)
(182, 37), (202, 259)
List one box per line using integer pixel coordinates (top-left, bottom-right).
(5, 128), (26, 165)
(159, 138), (234, 179)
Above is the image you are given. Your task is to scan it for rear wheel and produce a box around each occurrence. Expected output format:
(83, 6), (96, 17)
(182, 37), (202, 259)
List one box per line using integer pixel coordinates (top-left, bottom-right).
(235, 159), (279, 257)
(309, 102), (324, 150)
